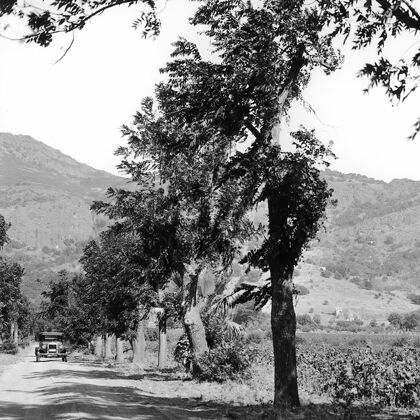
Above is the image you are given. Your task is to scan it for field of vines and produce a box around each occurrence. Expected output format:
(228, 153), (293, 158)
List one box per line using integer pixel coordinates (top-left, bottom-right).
(297, 344), (420, 409)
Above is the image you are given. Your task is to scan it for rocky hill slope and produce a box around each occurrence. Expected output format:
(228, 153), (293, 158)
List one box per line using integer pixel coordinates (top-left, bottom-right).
(1, 132), (420, 319)
(0, 132), (127, 303)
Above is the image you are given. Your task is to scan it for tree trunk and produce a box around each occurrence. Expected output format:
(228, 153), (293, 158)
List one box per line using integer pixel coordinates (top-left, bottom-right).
(104, 334), (114, 360)
(115, 337), (124, 363)
(94, 335), (103, 358)
(13, 322), (18, 345)
(132, 313), (146, 366)
(158, 315), (167, 369)
(182, 263), (208, 369)
(10, 322), (14, 341)
(268, 194), (300, 408)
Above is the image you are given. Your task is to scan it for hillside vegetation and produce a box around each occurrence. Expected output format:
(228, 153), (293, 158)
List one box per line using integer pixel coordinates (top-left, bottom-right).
(0, 132), (126, 303)
(1, 133), (420, 318)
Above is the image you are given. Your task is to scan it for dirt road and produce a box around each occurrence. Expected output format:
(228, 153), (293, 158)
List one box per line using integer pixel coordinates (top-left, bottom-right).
(0, 346), (225, 420)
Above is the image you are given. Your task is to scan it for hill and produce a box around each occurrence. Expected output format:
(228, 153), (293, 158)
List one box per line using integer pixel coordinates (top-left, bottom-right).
(0, 132), (127, 303)
(1, 132), (420, 321)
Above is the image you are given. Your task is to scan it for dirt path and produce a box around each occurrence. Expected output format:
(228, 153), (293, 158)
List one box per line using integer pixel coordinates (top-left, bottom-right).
(0, 345), (226, 420)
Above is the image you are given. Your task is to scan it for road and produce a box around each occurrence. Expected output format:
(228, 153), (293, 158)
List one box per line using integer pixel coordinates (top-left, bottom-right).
(0, 346), (225, 420)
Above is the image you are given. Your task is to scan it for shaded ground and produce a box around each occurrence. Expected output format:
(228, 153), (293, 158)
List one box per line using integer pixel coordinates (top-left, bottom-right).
(0, 347), (418, 419)
(0, 347), (226, 419)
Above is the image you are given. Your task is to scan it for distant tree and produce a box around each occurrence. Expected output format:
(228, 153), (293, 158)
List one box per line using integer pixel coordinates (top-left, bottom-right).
(0, 257), (29, 344)
(0, 215), (10, 249)
(388, 311), (403, 328)
(39, 270), (97, 346)
(402, 312), (420, 331)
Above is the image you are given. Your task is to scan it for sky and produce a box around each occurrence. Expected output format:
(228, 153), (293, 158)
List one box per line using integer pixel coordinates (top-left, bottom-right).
(0, 0), (420, 182)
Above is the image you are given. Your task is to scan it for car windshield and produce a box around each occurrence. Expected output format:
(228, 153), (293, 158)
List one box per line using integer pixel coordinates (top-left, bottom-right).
(40, 334), (63, 342)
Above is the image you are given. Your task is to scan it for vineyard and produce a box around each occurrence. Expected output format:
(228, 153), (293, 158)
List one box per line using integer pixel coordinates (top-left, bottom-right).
(298, 344), (420, 409)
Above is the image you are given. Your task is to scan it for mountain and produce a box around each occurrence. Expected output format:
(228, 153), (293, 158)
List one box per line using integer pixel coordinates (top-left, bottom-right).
(1, 132), (419, 321)
(241, 171), (420, 323)
(0, 132), (127, 303)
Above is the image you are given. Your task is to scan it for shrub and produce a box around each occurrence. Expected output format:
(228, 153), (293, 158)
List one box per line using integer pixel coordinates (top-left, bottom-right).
(174, 334), (193, 371)
(392, 336), (409, 347)
(407, 294), (420, 305)
(193, 339), (251, 383)
(347, 336), (371, 347)
(245, 329), (264, 344)
(298, 345), (420, 408)
(297, 314), (313, 326)
(0, 340), (19, 354)
(388, 312), (403, 329)
(202, 312), (229, 349)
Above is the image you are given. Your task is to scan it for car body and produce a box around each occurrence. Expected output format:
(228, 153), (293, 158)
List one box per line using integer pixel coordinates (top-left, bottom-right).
(35, 331), (68, 362)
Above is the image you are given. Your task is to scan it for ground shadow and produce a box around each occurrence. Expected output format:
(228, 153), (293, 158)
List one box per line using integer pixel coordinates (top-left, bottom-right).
(1, 364), (418, 420)
(25, 365), (180, 382)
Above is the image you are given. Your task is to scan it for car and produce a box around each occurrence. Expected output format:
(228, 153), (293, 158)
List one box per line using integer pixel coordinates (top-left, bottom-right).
(35, 331), (68, 362)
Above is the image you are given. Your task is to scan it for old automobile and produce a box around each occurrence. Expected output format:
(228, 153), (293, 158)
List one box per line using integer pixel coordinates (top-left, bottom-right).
(35, 331), (68, 362)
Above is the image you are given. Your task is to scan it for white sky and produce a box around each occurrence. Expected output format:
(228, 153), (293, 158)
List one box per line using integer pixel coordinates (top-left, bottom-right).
(0, 0), (420, 182)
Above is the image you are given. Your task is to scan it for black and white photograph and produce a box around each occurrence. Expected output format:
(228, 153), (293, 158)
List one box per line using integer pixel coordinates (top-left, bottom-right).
(0, 1), (419, 418)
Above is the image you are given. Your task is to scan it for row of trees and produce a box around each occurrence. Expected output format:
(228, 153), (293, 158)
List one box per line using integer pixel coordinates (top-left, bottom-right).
(0, 215), (31, 347)
(2, 0), (420, 408)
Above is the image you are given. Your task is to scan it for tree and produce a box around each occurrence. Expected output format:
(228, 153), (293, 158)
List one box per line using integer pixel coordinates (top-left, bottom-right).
(151, 1), (336, 406)
(0, 215), (10, 249)
(93, 96), (255, 367)
(388, 311), (403, 328)
(39, 270), (98, 346)
(0, 257), (29, 344)
(320, 0), (420, 139)
(0, 1), (160, 44)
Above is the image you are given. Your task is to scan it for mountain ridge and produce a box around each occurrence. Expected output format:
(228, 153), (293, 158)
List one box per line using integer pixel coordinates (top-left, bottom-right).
(1, 132), (420, 321)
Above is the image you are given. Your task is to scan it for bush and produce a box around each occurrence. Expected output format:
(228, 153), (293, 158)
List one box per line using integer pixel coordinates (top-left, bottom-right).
(298, 345), (420, 408)
(174, 334), (193, 371)
(202, 312), (229, 349)
(407, 294), (420, 305)
(0, 340), (19, 354)
(193, 339), (251, 383)
(392, 336), (409, 347)
(245, 329), (264, 344)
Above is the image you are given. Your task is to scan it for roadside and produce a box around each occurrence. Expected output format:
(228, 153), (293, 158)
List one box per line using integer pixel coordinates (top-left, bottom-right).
(0, 342), (32, 377)
(0, 348), (418, 419)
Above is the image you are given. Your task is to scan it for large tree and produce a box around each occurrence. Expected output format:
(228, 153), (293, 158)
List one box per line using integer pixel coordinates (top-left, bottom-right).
(151, 1), (337, 406)
(93, 96), (255, 366)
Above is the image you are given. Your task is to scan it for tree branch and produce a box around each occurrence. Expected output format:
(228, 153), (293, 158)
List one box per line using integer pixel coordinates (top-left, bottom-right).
(376, 0), (420, 31)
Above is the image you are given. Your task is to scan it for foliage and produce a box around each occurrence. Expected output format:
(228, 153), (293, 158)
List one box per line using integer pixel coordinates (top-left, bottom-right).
(0, 340), (18, 355)
(0, 1), (160, 45)
(298, 344), (420, 408)
(0, 257), (30, 340)
(408, 293), (420, 305)
(193, 338), (252, 383)
(39, 270), (99, 344)
(174, 333), (193, 372)
(388, 310), (420, 331)
(320, 0), (420, 140)
(0, 215), (10, 248)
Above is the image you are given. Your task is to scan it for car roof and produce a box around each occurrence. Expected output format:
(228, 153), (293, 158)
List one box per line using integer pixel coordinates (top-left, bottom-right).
(40, 332), (64, 336)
